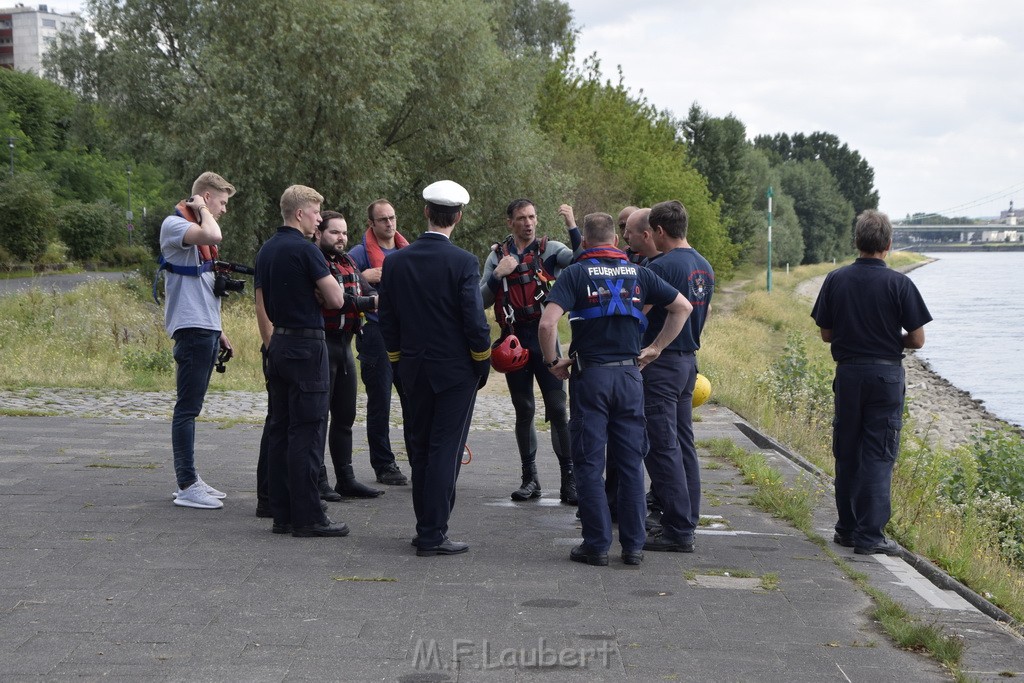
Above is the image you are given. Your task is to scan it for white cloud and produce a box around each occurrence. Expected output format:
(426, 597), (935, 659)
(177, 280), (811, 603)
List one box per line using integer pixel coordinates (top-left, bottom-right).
(567, 0), (1024, 218)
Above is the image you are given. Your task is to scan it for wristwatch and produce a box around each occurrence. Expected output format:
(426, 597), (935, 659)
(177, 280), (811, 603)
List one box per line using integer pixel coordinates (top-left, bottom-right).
(544, 358), (560, 368)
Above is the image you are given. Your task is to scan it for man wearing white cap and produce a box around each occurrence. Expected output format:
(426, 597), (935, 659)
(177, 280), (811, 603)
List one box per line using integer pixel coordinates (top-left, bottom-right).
(378, 180), (492, 556)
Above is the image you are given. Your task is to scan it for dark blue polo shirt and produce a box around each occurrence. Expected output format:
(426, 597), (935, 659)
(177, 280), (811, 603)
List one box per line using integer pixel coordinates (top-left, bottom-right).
(811, 257), (932, 362)
(547, 254), (679, 364)
(644, 247), (715, 352)
(254, 226), (331, 330)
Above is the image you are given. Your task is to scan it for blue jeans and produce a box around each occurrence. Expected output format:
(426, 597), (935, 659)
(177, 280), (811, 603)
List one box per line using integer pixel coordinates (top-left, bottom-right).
(171, 327), (220, 489)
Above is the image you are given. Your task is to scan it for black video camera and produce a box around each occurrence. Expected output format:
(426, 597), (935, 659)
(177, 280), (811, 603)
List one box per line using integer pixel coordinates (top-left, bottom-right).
(213, 260), (255, 298)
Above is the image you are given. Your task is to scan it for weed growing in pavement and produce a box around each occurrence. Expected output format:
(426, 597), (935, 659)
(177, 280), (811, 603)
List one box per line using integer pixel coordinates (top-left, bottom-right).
(701, 438), (817, 533)
(706, 431), (967, 674)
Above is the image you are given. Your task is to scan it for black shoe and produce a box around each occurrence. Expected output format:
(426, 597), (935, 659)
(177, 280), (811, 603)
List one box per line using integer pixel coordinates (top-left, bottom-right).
(644, 532), (694, 553)
(854, 539), (901, 556)
(376, 463), (408, 486)
(271, 522), (292, 534)
(292, 521), (350, 537)
(416, 538), (469, 556)
(511, 479), (541, 501)
(560, 471), (578, 506)
(256, 505), (272, 519)
(622, 550), (644, 566)
(833, 532), (855, 548)
(319, 485), (343, 502)
(570, 544), (609, 566)
(336, 479), (384, 498)
(645, 511), (663, 531)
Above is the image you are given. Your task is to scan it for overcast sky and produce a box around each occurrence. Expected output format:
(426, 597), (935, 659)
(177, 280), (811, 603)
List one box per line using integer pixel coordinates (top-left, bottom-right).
(45, 1), (1023, 219)
(566, 0), (1024, 219)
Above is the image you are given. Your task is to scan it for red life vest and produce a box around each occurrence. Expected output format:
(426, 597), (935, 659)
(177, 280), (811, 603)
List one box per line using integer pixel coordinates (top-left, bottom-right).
(323, 253), (363, 334)
(493, 236), (551, 329)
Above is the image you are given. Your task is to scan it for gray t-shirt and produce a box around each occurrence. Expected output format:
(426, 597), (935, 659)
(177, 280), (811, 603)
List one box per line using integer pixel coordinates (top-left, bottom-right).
(159, 214), (221, 336)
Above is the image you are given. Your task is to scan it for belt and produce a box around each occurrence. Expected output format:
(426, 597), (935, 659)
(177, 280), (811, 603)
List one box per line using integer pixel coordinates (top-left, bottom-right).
(837, 357), (901, 366)
(590, 358), (638, 368)
(274, 328), (325, 340)
(661, 349), (695, 356)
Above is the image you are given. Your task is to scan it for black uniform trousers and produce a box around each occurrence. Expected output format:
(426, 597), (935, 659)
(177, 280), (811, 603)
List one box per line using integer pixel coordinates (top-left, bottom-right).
(325, 330), (357, 481)
(402, 365), (476, 547)
(266, 334), (330, 528)
(832, 362), (904, 548)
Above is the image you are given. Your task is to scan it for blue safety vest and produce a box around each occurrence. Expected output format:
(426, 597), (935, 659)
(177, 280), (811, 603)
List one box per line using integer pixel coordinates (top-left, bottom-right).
(568, 257), (647, 331)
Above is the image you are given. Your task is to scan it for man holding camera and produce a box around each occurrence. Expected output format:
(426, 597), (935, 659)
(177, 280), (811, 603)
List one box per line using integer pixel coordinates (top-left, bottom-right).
(159, 171), (236, 510)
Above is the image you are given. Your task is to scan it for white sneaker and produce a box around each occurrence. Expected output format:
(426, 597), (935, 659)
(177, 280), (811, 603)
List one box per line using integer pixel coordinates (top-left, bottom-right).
(172, 476), (227, 500)
(173, 481), (224, 509)
(196, 476), (227, 499)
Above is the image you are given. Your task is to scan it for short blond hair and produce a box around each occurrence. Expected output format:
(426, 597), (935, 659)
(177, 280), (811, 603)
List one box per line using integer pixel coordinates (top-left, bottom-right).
(191, 172), (236, 198)
(280, 185), (324, 222)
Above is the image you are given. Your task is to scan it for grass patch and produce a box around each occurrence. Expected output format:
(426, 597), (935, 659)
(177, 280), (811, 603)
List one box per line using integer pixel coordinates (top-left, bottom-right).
(0, 408), (59, 417)
(701, 438), (817, 533)
(709, 430), (967, 675)
(760, 572), (780, 591)
(332, 576), (398, 583)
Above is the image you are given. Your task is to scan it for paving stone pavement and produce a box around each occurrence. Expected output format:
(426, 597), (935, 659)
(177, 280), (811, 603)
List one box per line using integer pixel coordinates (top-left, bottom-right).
(1, 394), (1024, 682)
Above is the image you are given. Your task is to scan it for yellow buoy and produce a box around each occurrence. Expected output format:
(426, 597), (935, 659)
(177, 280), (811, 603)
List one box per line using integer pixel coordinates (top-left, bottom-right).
(692, 373), (711, 408)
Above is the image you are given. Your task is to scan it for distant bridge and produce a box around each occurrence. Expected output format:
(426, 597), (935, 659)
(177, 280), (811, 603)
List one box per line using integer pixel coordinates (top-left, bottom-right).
(893, 223), (1009, 232)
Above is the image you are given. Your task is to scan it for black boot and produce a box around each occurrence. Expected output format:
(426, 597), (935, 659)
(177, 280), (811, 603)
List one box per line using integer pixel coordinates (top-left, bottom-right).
(318, 464), (343, 502)
(335, 465), (384, 498)
(511, 463), (541, 501)
(559, 465), (578, 506)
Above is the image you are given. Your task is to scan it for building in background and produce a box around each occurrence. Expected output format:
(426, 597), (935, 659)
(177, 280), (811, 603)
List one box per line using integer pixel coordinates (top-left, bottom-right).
(0, 4), (82, 75)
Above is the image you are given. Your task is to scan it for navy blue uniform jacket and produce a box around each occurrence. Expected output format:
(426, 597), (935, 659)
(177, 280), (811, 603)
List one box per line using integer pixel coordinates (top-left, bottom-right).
(379, 232), (491, 392)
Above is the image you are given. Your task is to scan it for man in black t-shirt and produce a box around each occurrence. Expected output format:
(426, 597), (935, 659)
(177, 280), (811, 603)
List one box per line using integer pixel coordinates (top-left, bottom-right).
(254, 185), (349, 538)
(811, 210), (932, 556)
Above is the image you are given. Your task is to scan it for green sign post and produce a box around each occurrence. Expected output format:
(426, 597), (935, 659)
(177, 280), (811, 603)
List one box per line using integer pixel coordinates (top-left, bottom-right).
(766, 186), (773, 292)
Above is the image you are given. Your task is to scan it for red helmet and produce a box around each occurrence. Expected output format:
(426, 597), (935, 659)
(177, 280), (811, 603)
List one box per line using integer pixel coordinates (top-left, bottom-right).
(491, 334), (530, 373)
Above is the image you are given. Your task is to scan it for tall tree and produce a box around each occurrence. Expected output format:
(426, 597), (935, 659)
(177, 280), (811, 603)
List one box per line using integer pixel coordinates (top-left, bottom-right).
(778, 159), (854, 264)
(753, 131), (878, 217)
(682, 104), (758, 254)
(536, 49), (737, 277)
(47, 0), (569, 261)
(742, 148), (803, 267)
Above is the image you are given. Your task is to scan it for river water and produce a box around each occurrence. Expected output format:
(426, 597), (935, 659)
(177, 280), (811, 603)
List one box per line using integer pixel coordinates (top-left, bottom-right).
(906, 251), (1024, 428)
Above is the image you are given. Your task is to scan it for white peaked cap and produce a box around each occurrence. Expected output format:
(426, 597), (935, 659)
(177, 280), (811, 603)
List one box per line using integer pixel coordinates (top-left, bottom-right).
(422, 180), (470, 209)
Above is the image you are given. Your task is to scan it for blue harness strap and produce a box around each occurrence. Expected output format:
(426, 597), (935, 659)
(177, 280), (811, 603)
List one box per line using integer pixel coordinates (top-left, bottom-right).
(568, 258), (648, 331)
(152, 255), (215, 304)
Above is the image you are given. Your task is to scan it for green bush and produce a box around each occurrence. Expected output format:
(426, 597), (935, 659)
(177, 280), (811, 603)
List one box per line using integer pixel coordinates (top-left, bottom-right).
(58, 200), (123, 261)
(121, 347), (174, 374)
(944, 428), (1024, 567)
(0, 244), (16, 271)
(756, 333), (833, 426)
(0, 172), (58, 261)
(36, 240), (69, 266)
(108, 245), (153, 267)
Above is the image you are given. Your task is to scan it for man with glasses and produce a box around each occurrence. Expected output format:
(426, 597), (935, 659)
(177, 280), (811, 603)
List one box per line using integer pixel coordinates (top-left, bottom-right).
(349, 199), (410, 486)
